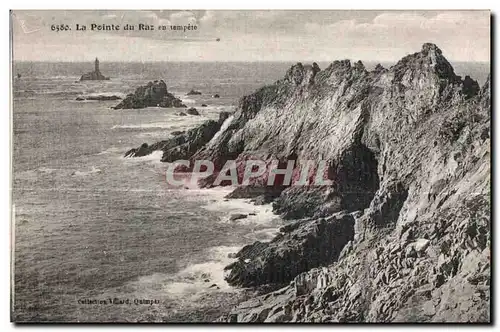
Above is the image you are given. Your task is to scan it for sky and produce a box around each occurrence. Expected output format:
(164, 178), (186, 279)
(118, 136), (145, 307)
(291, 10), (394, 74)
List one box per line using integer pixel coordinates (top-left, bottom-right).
(11, 10), (491, 62)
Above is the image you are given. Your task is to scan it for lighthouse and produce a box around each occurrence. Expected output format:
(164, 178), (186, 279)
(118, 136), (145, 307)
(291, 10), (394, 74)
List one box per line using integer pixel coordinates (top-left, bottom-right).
(79, 57), (109, 81)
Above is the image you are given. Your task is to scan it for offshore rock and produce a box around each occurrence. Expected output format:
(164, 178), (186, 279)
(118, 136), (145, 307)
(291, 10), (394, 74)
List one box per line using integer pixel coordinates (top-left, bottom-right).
(186, 107), (200, 115)
(76, 95), (121, 101)
(187, 89), (202, 95)
(79, 68), (110, 81)
(113, 80), (186, 109)
(79, 71), (109, 81)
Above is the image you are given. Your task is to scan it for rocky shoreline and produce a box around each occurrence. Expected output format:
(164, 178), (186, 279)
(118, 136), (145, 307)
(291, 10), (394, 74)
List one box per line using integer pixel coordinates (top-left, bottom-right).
(125, 43), (490, 322)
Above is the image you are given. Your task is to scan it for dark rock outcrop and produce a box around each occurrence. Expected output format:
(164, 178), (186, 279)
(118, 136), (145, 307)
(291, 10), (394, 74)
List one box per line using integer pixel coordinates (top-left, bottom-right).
(80, 71), (109, 81)
(113, 80), (186, 109)
(76, 95), (121, 101)
(230, 213), (248, 221)
(186, 107), (200, 115)
(124, 111), (231, 162)
(224, 212), (355, 287)
(187, 89), (202, 95)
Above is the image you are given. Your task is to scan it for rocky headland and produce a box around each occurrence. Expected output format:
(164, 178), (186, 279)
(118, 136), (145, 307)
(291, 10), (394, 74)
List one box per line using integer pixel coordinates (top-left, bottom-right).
(125, 111), (231, 161)
(113, 80), (186, 109)
(125, 43), (490, 322)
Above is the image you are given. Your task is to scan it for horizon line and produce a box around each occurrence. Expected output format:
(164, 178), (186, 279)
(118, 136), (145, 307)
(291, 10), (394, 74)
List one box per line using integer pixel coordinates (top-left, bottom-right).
(12, 59), (491, 64)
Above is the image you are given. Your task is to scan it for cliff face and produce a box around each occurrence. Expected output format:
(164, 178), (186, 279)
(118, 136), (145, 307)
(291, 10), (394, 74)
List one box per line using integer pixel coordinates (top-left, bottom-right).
(211, 43), (490, 322)
(126, 43), (490, 322)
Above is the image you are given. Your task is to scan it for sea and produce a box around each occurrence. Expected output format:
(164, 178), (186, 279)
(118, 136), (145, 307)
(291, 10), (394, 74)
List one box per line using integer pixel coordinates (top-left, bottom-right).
(11, 60), (490, 322)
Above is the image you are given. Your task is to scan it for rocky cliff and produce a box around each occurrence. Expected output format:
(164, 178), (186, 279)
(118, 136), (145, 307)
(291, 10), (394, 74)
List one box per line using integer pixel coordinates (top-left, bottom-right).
(125, 111), (231, 162)
(113, 80), (186, 109)
(126, 43), (490, 322)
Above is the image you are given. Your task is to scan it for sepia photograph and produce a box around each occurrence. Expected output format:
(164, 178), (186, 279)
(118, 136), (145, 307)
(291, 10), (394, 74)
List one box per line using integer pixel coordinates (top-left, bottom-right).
(10, 9), (491, 323)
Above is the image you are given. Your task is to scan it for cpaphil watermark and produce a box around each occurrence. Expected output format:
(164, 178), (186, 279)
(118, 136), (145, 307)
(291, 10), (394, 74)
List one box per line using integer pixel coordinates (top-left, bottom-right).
(165, 159), (335, 187)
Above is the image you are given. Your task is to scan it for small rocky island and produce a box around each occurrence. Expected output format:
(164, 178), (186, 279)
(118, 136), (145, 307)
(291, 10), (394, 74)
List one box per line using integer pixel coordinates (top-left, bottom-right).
(76, 95), (122, 101)
(80, 58), (110, 81)
(112, 80), (187, 109)
(187, 89), (202, 95)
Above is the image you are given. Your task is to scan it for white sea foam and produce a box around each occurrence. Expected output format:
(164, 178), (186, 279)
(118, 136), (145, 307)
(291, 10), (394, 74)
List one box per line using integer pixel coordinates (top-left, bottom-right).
(95, 147), (122, 155)
(122, 150), (164, 165)
(84, 92), (126, 98)
(38, 167), (58, 174)
(72, 166), (102, 177)
(181, 186), (282, 239)
(208, 115), (234, 145)
(111, 123), (171, 129)
(122, 246), (240, 303)
(181, 98), (196, 104)
(163, 245), (240, 295)
(112, 115), (208, 130)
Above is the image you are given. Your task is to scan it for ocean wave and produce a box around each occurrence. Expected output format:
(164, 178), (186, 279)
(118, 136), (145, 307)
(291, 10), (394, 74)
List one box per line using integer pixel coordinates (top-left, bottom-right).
(72, 166), (102, 177)
(95, 147), (122, 155)
(122, 150), (164, 164)
(112, 116), (209, 131)
(38, 167), (58, 174)
(164, 246), (239, 295)
(15, 167), (61, 180)
(183, 186), (283, 234)
(180, 98), (196, 104)
(35, 90), (82, 96)
(111, 123), (171, 129)
(79, 92), (126, 98)
(127, 245), (240, 302)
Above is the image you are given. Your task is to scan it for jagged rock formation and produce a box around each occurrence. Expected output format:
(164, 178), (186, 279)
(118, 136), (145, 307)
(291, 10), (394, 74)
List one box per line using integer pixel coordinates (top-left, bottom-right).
(224, 212), (355, 287)
(187, 89), (202, 95)
(187, 107), (200, 115)
(216, 43), (490, 322)
(124, 112), (231, 162)
(127, 43), (490, 322)
(113, 80), (186, 109)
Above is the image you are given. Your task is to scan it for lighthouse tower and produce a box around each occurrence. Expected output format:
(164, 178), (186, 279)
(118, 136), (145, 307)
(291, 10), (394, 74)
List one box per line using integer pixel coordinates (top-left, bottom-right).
(95, 57), (100, 73)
